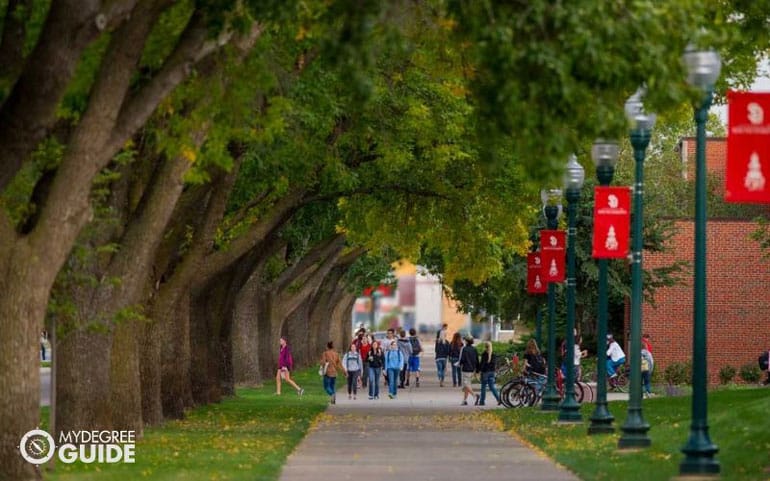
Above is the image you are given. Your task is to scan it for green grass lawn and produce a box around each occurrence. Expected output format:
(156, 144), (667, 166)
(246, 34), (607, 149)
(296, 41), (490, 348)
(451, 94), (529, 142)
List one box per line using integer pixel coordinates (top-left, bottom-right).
(41, 369), (327, 481)
(488, 387), (770, 481)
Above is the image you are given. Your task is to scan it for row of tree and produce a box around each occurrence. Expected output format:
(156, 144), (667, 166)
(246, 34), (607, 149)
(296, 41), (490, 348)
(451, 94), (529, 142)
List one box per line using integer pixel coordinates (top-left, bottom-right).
(1, 1), (768, 478)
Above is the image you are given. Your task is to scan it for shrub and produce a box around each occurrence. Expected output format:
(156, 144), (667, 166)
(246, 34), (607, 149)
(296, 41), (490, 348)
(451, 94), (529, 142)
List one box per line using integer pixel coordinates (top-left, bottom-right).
(739, 363), (761, 384)
(718, 365), (736, 385)
(663, 361), (692, 386)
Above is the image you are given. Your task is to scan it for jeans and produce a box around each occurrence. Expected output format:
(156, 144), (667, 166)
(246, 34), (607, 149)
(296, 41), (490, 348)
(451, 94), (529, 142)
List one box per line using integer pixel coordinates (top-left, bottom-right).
(450, 358), (461, 386)
(347, 370), (360, 395)
(435, 358), (447, 382)
(387, 368), (400, 396)
(399, 363), (408, 386)
(607, 357), (625, 377)
(323, 375), (336, 396)
(642, 370), (652, 394)
(361, 361), (369, 387)
(480, 371), (500, 405)
(368, 367), (382, 398)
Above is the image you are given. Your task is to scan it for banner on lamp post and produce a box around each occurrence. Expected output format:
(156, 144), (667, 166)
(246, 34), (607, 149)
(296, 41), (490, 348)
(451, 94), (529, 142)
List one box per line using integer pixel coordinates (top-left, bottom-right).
(592, 186), (631, 259)
(527, 252), (547, 294)
(726, 90), (770, 203)
(539, 230), (565, 283)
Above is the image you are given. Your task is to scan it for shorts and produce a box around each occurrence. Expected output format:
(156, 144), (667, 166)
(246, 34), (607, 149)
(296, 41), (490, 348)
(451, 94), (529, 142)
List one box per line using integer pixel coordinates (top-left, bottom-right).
(462, 372), (473, 388)
(408, 355), (420, 372)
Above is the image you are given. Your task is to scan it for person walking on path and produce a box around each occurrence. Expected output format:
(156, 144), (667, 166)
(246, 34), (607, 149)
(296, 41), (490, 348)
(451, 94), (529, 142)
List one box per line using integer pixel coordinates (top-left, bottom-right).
(459, 336), (479, 406)
(407, 328), (422, 388)
(320, 341), (343, 404)
(382, 328), (397, 387)
(449, 332), (463, 388)
(342, 342), (363, 400)
(478, 341), (501, 406)
(435, 331), (451, 387)
(276, 337), (304, 396)
(385, 339), (404, 399)
(397, 330), (413, 388)
(359, 336), (371, 389)
(366, 340), (385, 399)
(641, 346), (654, 397)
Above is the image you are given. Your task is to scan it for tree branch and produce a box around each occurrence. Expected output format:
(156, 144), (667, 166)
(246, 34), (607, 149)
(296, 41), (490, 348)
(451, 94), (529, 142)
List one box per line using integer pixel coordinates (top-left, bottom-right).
(0, 0), (139, 191)
(305, 184), (453, 204)
(274, 234), (346, 292)
(28, 0), (166, 263)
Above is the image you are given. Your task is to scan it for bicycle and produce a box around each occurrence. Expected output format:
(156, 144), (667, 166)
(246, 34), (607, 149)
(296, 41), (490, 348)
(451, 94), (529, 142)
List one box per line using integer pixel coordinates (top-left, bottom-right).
(608, 363), (629, 392)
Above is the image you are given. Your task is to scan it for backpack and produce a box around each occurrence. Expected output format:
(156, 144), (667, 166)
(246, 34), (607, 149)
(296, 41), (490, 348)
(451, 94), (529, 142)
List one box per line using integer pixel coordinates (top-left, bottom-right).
(409, 336), (422, 355)
(641, 356), (650, 372)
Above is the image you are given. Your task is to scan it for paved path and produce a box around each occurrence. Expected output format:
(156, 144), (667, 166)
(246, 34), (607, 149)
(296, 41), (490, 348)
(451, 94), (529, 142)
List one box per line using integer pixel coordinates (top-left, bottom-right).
(279, 341), (582, 481)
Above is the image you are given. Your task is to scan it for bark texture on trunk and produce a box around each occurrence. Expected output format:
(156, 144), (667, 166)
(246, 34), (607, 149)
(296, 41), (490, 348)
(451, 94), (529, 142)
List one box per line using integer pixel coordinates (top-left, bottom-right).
(0, 243), (46, 480)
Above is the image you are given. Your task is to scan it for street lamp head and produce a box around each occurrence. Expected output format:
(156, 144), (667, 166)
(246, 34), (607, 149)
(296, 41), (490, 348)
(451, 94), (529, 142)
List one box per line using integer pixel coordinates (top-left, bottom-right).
(683, 45), (721, 91)
(540, 188), (563, 209)
(591, 139), (620, 169)
(563, 154), (585, 193)
(624, 88), (657, 131)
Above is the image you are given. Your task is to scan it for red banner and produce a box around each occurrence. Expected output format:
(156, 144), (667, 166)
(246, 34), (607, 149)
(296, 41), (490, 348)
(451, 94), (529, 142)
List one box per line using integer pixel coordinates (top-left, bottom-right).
(726, 90), (770, 203)
(540, 230), (565, 283)
(592, 186), (631, 259)
(526, 252), (547, 294)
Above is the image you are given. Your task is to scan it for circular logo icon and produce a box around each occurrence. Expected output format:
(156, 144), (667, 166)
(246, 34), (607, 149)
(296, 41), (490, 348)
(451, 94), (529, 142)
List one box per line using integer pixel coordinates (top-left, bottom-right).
(19, 429), (55, 465)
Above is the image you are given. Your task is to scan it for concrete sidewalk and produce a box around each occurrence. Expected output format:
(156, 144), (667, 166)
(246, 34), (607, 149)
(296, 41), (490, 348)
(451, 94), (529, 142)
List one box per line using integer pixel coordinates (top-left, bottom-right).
(279, 342), (581, 481)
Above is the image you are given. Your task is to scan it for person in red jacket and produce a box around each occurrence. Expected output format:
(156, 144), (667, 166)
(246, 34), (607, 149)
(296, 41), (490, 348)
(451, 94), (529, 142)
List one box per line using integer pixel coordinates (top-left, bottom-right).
(359, 335), (371, 389)
(642, 333), (653, 353)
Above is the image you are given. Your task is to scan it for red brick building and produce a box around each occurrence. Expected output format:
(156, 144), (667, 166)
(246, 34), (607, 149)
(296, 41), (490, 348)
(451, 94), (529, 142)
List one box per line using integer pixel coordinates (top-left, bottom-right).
(635, 137), (770, 384)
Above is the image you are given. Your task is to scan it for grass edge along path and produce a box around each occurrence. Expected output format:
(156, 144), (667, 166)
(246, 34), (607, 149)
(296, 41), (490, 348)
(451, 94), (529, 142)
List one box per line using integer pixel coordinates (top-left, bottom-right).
(486, 387), (770, 481)
(41, 369), (327, 481)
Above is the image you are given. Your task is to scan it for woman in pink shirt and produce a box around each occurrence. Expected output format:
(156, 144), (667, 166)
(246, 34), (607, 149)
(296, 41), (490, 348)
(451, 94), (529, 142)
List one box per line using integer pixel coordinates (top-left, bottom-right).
(276, 337), (304, 396)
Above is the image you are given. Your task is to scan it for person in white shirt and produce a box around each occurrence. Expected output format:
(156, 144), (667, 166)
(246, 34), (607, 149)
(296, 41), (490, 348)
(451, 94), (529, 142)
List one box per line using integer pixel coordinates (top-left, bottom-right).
(606, 334), (626, 383)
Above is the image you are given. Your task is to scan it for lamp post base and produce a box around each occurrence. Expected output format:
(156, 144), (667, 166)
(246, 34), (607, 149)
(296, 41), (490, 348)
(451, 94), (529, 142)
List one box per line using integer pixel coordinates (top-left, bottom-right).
(588, 409), (615, 435)
(541, 391), (560, 411)
(557, 399), (582, 422)
(618, 419), (651, 449)
(680, 438), (720, 476)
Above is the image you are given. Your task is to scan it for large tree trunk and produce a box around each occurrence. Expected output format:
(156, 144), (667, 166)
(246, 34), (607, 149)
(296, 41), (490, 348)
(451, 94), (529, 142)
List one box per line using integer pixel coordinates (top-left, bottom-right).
(139, 316), (163, 425)
(0, 244), (48, 480)
(232, 274), (263, 386)
(286, 304), (311, 368)
(155, 289), (193, 419)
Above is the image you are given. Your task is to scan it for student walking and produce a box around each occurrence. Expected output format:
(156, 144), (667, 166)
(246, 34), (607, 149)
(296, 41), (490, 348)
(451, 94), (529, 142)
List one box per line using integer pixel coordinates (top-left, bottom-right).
(276, 337), (304, 396)
(320, 341), (343, 404)
(397, 330), (413, 388)
(459, 336), (479, 406)
(435, 331), (451, 387)
(367, 340), (385, 399)
(359, 336), (371, 389)
(449, 332), (463, 388)
(478, 341), (501, 406)
(342, 343), (363, 400)
(384, 340), (404, 399)
(407, 328), (422, 387)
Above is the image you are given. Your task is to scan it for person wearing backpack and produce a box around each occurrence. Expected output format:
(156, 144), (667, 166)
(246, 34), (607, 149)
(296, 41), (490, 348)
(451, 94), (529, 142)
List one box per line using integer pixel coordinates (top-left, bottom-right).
(341, 342), (363, 400)
(641, 346), (654, 397)
(407, 328), (423, 388)
(384, 339), (405, 399)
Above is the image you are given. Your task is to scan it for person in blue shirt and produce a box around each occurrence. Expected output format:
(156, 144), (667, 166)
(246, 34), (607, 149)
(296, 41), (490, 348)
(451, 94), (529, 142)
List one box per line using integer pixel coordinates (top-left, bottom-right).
(384, 340), (405, 399)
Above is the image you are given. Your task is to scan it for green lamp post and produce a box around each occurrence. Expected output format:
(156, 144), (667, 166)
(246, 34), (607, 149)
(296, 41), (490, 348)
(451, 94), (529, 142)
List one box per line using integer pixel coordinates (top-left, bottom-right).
(618, 89), (656, 448)
(541, 188), (562, 412)
(679, 45), (722, 476)
(588, 139), (620, 435)
(558, 154), (584, 423)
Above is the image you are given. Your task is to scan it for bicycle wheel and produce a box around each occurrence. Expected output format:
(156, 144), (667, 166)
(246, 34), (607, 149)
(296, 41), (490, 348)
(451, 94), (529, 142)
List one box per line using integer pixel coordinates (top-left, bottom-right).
(521, 384), (539, 407)
(499, 380), (517, 408)
(574, 381), (585, 403)
(615, 372), (629, 391)
(507, 381), (529, 408)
